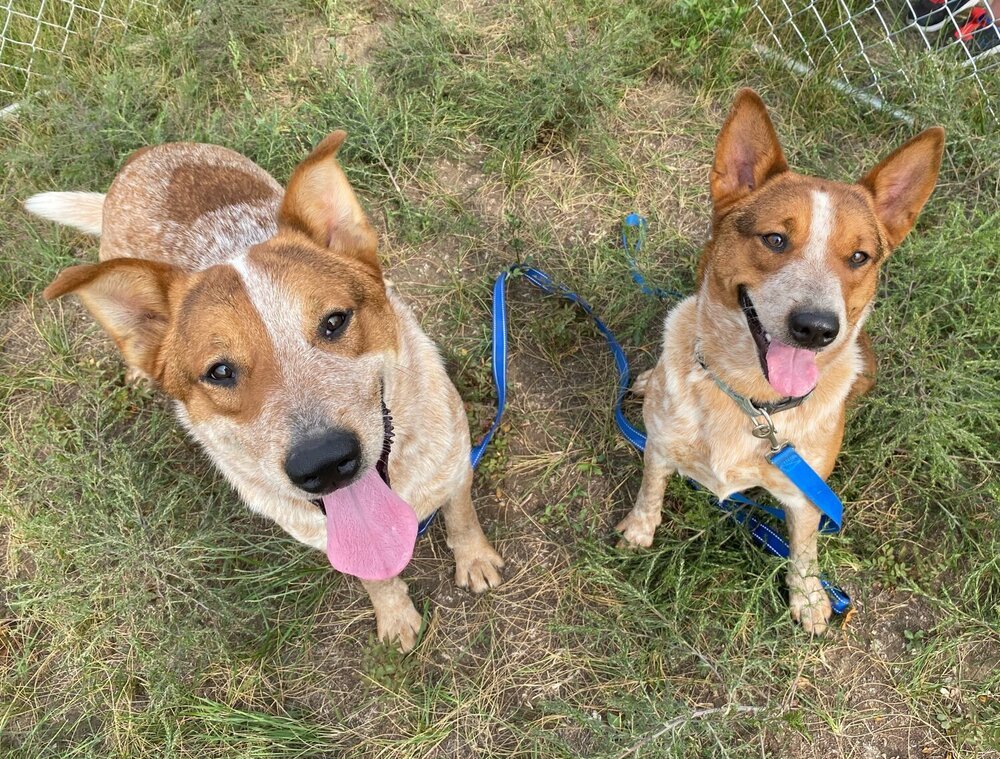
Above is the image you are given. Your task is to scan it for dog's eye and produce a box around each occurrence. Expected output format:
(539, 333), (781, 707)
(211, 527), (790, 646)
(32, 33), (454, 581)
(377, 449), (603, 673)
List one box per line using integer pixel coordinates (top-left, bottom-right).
(849, 251), (870, 268)
(204, 363), (236, 385)
(761, 233), (787, 252)
(320, 310), (351, 340)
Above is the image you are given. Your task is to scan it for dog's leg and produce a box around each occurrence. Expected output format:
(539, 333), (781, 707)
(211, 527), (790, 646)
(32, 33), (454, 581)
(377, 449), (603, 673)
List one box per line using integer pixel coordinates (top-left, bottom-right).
(441, 465), (504, 593)
(268, 509), (423, 651)
(617, 442), (673, 548)
(631, 369), (652, 397)
(777, 492), (831, 635)
(361, 576), (424, 652)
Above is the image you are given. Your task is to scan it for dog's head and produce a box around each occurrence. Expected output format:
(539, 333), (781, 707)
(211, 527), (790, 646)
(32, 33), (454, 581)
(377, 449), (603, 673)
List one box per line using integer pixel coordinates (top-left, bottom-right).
(697, 89), (943, 399)
(44, 132), (397, 504)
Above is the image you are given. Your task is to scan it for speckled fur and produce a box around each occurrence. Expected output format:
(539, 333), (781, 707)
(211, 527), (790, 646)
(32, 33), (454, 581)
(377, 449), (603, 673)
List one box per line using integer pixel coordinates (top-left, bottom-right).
(617, 90), (943, 634)
(30, 133), (503, 652)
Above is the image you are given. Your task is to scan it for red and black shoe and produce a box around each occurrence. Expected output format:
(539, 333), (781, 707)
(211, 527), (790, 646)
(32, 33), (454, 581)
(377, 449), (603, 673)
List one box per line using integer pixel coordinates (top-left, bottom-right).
(907, 0), (980, 31)
(955, 6), (1000, 59)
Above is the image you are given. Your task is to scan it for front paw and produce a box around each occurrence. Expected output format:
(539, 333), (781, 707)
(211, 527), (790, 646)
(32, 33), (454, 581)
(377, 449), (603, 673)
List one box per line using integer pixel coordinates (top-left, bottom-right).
(616, 509), (659, 548)
(631, 369), (652, 396)
(454, 542), (504, 593)
(375, 599), (424, 653)
(789, 577), (832, 635)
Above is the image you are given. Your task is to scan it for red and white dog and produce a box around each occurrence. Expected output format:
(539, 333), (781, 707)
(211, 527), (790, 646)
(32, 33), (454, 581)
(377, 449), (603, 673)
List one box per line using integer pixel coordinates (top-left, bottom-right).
(27, 132), (504, 651)
(618, 90), (943, 633)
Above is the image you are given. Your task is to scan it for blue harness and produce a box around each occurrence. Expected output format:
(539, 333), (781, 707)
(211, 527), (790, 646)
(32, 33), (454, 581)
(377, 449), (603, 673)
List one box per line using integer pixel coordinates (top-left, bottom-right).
(434, 215), (851, 613)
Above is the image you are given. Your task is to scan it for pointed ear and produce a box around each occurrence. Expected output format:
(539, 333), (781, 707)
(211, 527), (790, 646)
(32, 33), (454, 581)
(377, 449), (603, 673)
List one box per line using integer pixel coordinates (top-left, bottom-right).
(278, 131), (379, 271)
(43, 258), (179, 379)
(859, 127), (944, 248)
(710, 88), (788, 215)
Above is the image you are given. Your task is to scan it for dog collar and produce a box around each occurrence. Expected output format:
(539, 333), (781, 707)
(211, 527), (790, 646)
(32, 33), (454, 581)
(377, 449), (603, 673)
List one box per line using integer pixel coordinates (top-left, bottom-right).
(696, 354), (811, 416)
(375, 397), (394, 487)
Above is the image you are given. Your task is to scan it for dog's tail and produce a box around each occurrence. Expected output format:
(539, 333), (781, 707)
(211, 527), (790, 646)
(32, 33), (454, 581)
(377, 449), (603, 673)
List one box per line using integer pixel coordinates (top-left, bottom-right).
(24, 192), (106, 236)
(631, 369), (652, 397)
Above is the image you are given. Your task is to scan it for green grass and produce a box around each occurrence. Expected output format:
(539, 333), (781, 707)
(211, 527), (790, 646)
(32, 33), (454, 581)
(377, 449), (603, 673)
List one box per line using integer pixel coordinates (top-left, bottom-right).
(1, 0), (997, 757)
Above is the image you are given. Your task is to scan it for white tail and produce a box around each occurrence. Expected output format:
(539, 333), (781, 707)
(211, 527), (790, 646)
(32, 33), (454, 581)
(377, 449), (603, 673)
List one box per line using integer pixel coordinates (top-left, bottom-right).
(24, 191), (106, 236)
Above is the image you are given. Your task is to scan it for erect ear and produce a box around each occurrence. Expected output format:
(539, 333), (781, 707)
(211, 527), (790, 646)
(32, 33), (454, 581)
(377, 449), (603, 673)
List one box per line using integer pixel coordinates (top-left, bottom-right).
(710, 88), (788, 216)
(859, 126), (944, 249)
(278, 131), (380, 271)
(43, 258), (179, 379)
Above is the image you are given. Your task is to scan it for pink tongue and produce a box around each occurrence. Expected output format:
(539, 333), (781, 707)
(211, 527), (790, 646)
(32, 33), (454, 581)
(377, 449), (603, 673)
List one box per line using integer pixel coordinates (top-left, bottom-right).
(322, 470), (418, 581)
(765, 339), (819, 397)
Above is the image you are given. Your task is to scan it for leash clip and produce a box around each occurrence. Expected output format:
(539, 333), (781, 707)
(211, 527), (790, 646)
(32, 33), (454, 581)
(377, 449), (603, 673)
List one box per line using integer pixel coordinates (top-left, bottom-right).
(730, 392), (782, 452)
(695, 350), (782, 451)
(748, 408), (781, 452)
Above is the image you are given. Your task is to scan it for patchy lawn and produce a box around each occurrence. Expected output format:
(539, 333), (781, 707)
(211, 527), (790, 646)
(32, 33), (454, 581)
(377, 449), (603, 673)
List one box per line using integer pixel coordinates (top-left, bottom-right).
(1, 1), (997, 757)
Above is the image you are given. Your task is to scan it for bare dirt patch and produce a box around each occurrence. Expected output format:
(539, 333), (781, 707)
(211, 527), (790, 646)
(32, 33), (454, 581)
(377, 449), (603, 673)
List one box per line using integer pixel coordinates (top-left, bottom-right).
(615, 79), (713, 241)
(766, 588), (996, 759)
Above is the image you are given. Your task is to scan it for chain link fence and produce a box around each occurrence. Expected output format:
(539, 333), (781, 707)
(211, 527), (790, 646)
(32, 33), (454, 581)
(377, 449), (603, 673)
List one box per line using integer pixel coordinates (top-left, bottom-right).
(4, 2), (997, 125)
(1, 0), (158, 105)
(748, 1), (1000, 126)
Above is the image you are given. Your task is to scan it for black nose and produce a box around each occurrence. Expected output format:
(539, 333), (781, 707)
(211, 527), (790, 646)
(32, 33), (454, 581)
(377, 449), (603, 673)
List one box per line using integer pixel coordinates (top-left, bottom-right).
(787, 310), (840, 349)
(284, 430), (361, 494)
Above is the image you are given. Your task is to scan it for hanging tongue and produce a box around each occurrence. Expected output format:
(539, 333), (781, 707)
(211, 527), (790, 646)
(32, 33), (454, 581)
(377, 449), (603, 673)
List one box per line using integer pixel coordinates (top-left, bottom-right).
(322, 469), (418, 581)
(765, 339), (819, 397)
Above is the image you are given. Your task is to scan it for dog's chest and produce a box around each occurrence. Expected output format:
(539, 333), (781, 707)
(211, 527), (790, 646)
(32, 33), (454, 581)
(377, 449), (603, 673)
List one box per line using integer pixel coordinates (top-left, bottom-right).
(659, 391), (837, 500)
(668, 415), (770, 498)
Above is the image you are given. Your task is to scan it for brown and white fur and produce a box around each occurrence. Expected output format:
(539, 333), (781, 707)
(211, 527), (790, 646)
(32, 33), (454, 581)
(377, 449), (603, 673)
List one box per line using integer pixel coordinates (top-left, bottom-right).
(616, 90), (943, 633)
(27, 132), (504, 651)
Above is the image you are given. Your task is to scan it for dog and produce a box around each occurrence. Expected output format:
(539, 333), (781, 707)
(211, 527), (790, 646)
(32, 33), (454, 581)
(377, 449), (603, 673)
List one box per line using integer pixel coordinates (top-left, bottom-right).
(616, 89), (943, 633)
(26, 132), (504, 651)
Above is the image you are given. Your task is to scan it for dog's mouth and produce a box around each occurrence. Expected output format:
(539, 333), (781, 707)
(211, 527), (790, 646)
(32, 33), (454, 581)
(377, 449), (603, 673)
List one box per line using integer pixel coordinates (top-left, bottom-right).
(739, 286), (771, 378)
(311, 401), (394, 509)
(738, 285), (819, 398)
(312, 399), (418, 582)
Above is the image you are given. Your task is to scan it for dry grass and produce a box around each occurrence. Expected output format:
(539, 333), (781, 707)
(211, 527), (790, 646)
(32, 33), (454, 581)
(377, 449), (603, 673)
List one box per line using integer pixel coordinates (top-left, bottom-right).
(1, 1), (997, 757)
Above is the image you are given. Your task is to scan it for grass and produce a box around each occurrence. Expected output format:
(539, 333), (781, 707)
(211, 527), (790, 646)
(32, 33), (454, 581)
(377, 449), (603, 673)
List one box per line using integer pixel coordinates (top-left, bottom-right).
(1, 0), (997, 757)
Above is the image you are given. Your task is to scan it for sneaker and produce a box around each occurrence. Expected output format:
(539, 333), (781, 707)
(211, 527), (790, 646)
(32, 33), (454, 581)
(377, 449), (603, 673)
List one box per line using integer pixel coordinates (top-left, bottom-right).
(954, 5), (991, 38)
(907, 0), (980, 31)
(955, 7), (1000, 58)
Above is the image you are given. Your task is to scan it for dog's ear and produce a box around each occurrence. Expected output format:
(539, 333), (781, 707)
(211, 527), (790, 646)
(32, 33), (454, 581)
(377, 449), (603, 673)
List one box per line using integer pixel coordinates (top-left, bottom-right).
(278, 131), (379, 272)
(859, 127), (944, 249)
(43, 259), (179, 380)
(710, 88), (788, 216)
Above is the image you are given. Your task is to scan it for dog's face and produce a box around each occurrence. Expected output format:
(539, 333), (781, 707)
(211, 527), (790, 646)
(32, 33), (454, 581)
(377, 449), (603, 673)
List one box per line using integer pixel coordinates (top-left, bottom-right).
(45, 132), (397, 503)
(697, 89), (943, 398)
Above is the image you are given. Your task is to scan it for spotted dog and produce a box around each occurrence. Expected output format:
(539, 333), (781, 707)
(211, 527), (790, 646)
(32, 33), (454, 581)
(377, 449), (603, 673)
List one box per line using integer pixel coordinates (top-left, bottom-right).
(27, 133), (504, 651)
(618, 89), (943, 633)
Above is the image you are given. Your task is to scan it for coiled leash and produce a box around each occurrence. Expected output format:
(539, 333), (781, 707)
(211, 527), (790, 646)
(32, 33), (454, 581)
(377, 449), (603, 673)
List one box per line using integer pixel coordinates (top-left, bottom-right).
(461, 215), (850, 614)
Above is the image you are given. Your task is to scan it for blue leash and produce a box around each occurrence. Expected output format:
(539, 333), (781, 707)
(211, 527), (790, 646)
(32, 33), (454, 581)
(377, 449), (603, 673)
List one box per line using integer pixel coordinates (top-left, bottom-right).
(460, 219), (850, 613)
(470, 266), (634, 469)
(621, 213), (687, 302)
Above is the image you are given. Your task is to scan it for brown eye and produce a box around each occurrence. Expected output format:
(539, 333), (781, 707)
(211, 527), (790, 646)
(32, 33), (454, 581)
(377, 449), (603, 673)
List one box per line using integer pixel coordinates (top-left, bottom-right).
(204, 363), (236, 385)
(320, 311), (351, 340)
(849, 251), (870, 268)
(761, 233), (787, 252)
